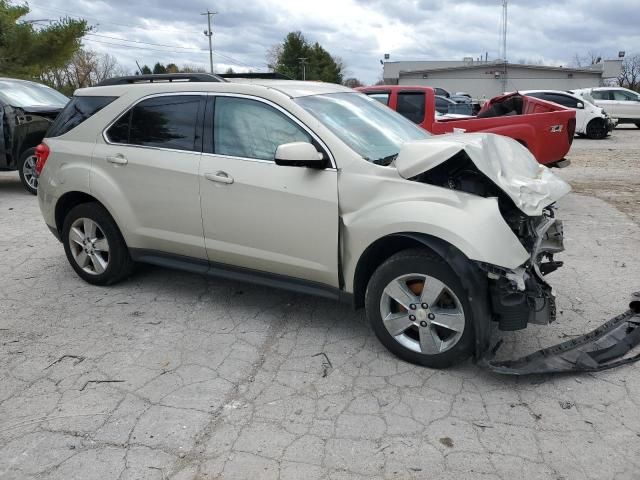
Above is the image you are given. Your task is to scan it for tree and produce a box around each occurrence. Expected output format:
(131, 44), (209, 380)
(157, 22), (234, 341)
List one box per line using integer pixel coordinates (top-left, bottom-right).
(166, 63), (179, 73)
(343, 78), (363, 88)
(0, 0), (88, 78)
(152, 62), (167, 74)
(180, 64), (207, 73)
(618, 54), (640, 92)
(224, 67), (235, 74)
(269, 31), (345, 83)
(572, 50), (602, 68)
(140, 65), (152, 74)
(40, 49), (127, 95)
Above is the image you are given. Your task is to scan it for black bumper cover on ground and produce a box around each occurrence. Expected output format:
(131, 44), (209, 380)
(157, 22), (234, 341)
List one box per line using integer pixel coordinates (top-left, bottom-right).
(482, 292), (640, 375)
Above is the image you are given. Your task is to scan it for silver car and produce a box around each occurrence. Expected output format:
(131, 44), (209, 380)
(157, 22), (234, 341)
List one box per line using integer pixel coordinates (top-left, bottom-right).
(36, 74), (569, 368)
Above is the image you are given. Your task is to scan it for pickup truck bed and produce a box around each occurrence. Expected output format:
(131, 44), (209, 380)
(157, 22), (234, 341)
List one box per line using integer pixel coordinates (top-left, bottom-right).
(359, 86), (576, 166)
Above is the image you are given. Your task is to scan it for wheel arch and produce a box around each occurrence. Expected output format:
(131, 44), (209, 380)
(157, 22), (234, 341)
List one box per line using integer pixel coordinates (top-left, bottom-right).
(353, 232), (493, 358)
(55, 191), (108, 236)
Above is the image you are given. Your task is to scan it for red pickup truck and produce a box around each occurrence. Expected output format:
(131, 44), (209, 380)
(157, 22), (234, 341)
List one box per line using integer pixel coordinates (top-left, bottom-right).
(358, 86), (576, 166)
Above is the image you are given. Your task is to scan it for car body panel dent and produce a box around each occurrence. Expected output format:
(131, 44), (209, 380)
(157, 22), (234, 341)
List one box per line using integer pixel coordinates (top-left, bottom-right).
(394, 132), (571, 216)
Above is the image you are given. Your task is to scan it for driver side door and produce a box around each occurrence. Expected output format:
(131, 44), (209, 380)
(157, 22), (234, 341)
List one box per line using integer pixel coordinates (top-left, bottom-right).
(198, 95), (340, 288)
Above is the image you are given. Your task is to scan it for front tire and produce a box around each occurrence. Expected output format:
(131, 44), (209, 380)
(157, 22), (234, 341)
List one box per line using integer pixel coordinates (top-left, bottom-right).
(62, 202), (133, 285)
(18, 148), (38, 195)
(585, 119), (608, 139)
(365, 249), (475, 368)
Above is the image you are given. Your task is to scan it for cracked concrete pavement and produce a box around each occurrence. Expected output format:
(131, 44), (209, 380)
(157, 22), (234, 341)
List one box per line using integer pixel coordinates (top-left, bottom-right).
(1, 129), (639, 479)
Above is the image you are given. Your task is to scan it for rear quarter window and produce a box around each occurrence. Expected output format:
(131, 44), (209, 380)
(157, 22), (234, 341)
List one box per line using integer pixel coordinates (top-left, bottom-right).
(47, 96), (117, 138)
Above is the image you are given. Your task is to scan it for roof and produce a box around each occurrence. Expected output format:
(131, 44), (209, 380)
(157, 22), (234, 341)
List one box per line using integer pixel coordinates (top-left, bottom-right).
(75, 79), (352, 99)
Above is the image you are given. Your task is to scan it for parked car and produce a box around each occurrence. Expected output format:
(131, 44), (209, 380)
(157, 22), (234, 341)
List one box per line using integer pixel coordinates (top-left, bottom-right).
(572, 87), (640, 128)
(0, 78), (68, 194)
(358, 86), (576, 166)
(36, 74), (572, 368)
(521, 90), (616, 139)
(436, 95), (473, 115)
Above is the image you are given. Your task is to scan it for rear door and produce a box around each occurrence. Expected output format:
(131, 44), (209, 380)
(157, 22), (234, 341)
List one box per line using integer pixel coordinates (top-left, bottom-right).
(92, 93), (207, 260)
(535, 92), (585, 131)
(612, 90), (640, 119)
(198, 94), (339, 287)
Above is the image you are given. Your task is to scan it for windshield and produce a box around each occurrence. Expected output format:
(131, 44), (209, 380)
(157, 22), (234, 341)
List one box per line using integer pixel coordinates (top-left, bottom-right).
(295, 92), (430, 165)
(0, 80), (68, 108)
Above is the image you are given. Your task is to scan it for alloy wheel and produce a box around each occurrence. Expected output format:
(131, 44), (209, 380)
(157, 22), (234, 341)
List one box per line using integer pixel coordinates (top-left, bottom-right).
(379, 273), (465, 355)
(68, 218), (110, 275)
(22, 155), (38, 190)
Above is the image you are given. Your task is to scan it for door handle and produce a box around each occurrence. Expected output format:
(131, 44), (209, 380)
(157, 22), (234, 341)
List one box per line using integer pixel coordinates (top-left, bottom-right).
(106, 154), (128, 165)
(204, 171), (234, 184)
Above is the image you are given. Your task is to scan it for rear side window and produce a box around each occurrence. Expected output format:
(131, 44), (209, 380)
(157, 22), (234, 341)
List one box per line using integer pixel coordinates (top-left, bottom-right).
(106, 95), (202, 151)
(365, 92), (390, 105)
(590, 90), (610, 100)
(397, 92), (426, 124)
(537, 93), (579, 108)
(47, 96), (116, 138)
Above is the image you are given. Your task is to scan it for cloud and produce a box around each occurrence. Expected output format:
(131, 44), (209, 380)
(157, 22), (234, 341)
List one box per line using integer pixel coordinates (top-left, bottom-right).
(23, 0), (640, 84)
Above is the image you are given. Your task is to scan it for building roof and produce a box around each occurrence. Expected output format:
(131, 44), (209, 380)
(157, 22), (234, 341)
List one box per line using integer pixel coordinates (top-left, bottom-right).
(398, 61), (603, 76)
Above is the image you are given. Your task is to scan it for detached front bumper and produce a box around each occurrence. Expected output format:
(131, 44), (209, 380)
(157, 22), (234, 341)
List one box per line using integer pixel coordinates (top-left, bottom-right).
(483, 292), (640, 374)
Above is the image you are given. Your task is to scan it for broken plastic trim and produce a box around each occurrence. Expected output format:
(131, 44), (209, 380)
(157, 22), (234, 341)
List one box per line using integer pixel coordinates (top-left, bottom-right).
(481, 292), (640, 375)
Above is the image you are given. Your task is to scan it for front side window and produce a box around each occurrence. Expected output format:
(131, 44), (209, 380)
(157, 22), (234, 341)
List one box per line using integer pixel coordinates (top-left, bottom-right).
(48, 96), (115, 138)
(295, 92), (430, 165)
(213, 96), (311, 160)
(590, 90), (610, 100)
(397, 92), (426, 124)
(107, 95), (201, 151)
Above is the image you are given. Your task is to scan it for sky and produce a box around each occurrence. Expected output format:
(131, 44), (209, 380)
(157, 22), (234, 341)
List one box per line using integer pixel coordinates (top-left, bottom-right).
(21, 0), (640, 84)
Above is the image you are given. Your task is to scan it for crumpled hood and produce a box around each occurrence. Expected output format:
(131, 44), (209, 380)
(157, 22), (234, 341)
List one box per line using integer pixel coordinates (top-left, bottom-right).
(394, 133), (571, 216)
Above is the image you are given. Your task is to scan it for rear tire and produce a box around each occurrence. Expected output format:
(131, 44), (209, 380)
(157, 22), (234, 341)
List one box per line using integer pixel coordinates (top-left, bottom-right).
(18, 148), (38, 195)
(62, 202), (134, 285)
(365, 248), (475, 368)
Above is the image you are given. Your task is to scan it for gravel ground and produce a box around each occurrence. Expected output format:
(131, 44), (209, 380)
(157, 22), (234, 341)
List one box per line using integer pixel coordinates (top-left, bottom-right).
(0, 130), (639, 480)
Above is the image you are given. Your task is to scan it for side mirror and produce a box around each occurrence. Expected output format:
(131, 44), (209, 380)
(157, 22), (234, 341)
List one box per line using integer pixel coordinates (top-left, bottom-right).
(275, 142), (326, 168)
(576, 102), (584, 109)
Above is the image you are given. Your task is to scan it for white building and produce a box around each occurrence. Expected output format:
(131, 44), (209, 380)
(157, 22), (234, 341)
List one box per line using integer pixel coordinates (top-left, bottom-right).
(382, 59), (623, 98)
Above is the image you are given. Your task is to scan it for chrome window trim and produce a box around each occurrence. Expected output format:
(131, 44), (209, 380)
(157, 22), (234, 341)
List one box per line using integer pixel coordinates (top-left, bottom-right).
(101, 91), (337, 169)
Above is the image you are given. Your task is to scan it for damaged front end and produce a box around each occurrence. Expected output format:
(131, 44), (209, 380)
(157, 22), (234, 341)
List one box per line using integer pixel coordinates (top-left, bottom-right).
(398, 134), (568, 333)
(482, 208), (564, 331)
(395, 133), (640, 374)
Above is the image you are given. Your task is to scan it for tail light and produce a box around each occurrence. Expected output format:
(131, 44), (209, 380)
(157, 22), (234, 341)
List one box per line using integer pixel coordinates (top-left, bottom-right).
(567, 118), (576, 146)
(34, 143), (50, 176)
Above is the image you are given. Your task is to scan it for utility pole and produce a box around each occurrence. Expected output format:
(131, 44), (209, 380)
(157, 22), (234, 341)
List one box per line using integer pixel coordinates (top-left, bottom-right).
(298, 57), (308, 81)
(500, 0), (508, 92)
(201, 10), (217, 74)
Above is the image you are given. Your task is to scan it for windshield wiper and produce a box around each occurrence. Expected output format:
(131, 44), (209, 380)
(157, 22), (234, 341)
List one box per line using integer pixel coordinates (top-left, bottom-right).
(371, 153), (398, 166)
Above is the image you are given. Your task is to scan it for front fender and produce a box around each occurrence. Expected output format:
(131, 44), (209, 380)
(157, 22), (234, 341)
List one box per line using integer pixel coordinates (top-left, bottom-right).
(342, 195), (528, 293)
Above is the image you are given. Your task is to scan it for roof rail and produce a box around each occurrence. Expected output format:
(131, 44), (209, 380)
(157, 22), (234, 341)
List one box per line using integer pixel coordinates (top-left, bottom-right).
(219, 72), (293, 80)
(96, 73), (226, 86)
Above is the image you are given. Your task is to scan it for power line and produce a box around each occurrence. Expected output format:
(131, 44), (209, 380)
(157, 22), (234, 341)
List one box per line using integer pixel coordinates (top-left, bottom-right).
(83, 38), (205, 54)
(20, 1), (185, 33)
(83, 38), (257, 69)
(86, 33), (203, 51)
